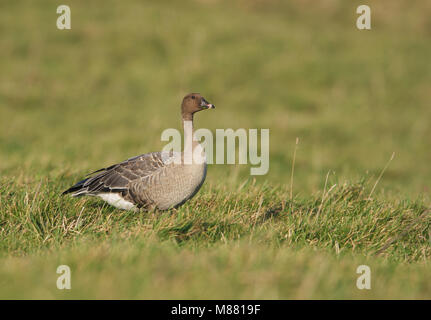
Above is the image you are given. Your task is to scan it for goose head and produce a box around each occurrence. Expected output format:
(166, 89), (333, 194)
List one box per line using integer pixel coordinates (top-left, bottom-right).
(181, 93), (215, 120)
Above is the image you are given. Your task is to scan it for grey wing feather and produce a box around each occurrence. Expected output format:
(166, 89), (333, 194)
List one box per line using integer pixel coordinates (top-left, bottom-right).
(62, 151), (174, 197)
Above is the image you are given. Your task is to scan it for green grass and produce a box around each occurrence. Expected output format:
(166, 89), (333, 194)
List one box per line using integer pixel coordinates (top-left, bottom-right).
(0, 0), (430, 298)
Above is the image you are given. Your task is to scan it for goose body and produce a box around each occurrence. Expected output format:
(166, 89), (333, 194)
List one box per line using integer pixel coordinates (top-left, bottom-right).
(63, 93), (215, 211)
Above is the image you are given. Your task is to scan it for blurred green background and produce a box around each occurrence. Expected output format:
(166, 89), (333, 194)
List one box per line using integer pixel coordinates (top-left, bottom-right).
(0, 0), (430, 299)
(1, 0), (430, 196)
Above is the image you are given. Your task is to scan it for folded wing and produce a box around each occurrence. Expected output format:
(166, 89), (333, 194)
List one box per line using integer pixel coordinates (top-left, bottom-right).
(62, 151), (174, 199)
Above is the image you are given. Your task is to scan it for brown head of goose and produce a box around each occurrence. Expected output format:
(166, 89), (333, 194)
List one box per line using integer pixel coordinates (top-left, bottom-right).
(62, 93), (215, 211)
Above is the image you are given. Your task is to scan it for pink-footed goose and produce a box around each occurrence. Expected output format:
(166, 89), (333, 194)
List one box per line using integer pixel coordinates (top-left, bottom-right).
(62, 93), (215, 211)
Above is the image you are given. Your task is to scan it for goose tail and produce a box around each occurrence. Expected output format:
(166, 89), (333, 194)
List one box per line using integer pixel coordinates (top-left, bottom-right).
(62, 178), (90, 197)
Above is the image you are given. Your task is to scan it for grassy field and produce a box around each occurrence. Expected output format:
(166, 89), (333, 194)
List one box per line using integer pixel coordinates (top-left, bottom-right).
(0, 0), (430, 299)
